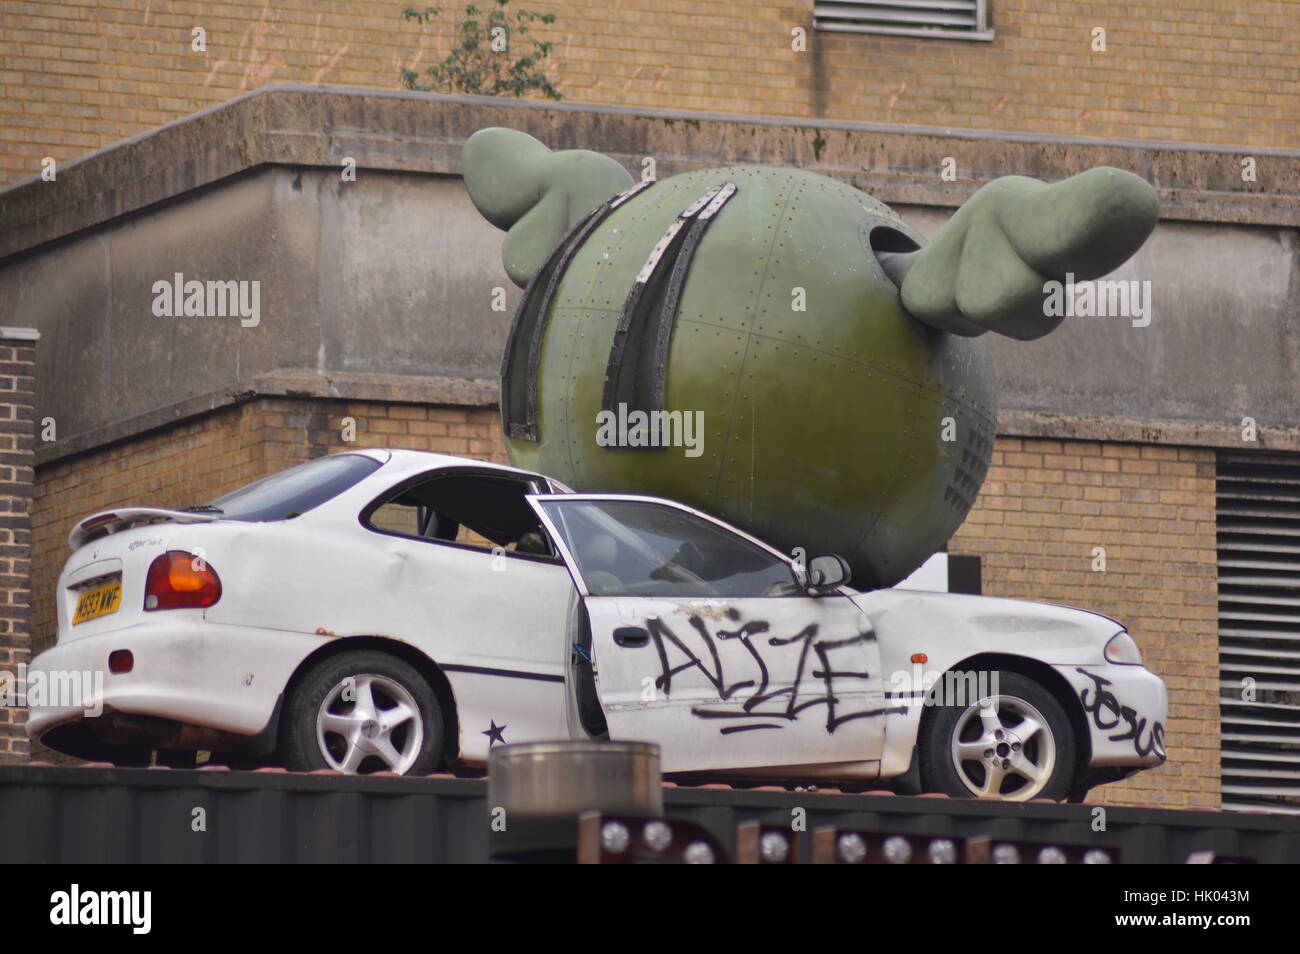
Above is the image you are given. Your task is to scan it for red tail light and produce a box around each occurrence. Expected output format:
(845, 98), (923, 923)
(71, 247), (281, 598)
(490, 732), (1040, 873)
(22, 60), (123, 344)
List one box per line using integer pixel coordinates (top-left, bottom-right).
(143, 551), (221, 611)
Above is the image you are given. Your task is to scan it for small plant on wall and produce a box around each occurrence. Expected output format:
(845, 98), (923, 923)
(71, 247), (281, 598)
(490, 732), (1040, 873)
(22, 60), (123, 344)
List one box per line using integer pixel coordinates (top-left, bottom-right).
(399, 1), (563, 100)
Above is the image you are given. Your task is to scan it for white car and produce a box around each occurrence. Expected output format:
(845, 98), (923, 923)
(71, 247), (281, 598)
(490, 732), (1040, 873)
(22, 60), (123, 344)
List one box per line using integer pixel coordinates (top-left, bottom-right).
(28, 449), (1167, 801)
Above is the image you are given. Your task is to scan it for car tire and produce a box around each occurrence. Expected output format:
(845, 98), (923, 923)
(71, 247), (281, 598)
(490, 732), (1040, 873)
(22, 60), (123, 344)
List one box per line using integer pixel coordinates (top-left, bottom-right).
(281, 650), (444, 776)
(918, 669), (1076, 801)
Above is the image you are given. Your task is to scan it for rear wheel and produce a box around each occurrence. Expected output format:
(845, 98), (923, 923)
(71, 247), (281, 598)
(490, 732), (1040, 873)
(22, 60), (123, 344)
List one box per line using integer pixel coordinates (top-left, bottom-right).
(919, 670), (1076, 801)
(281, 651), (443, 776)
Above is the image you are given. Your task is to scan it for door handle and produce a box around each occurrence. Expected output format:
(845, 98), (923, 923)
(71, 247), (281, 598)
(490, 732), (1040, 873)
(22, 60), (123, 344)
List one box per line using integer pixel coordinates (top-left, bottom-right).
(613, 626), (650, 648)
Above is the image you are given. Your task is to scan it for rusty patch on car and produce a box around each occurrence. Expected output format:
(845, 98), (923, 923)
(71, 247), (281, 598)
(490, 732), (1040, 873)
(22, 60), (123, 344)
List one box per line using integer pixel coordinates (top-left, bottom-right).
(673, 601), (736, 621)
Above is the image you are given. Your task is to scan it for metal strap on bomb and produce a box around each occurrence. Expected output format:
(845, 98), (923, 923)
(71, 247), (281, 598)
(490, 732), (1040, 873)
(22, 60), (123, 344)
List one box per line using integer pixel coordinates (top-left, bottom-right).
(502, 177), (657, 442)
(649, 182), (737, 411)
(601, 181), (738, 420)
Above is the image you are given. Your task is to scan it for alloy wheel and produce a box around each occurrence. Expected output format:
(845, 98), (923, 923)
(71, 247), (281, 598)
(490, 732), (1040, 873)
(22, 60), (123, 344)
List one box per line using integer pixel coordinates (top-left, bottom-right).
(949, 694), (1057, 800)
(315, 672), (424, 774)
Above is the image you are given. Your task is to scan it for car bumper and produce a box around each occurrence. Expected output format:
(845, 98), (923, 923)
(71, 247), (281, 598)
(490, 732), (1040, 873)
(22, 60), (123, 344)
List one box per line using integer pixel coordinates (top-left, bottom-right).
(26, 619), (328, 746)
(1056, 662), (1168, 767)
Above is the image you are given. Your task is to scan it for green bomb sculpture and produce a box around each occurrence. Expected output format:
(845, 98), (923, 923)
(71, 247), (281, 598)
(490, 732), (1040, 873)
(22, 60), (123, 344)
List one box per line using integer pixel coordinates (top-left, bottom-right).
(463, 127), (1159, 589)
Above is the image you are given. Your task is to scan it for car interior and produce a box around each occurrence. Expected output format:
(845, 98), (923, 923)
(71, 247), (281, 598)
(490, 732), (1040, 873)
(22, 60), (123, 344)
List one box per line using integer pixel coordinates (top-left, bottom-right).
(365, 470), (557, 558)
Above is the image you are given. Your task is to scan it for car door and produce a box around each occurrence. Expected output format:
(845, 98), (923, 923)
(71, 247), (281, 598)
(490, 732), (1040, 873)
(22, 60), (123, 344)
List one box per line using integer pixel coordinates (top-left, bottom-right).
(359, 468), (576, 757)
(528, 493), (890, 773)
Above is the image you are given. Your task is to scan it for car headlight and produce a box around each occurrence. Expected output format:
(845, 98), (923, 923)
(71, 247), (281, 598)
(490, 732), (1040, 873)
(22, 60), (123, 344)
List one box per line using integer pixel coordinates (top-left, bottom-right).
(1104, 631), (1143, 666)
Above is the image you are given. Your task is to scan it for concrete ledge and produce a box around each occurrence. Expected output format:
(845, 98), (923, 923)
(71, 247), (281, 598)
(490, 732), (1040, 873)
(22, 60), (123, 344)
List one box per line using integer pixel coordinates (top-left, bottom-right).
(1000, 410), (1300, 453)
(36, 369), (498, 467)
(36, 368), (1298, 469)
(4, 83), (1298, 260)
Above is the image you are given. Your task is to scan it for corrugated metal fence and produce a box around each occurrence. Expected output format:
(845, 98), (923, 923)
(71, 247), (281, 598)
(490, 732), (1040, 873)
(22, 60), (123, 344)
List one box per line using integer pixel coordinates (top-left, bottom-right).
(2, 764), (1297, 863)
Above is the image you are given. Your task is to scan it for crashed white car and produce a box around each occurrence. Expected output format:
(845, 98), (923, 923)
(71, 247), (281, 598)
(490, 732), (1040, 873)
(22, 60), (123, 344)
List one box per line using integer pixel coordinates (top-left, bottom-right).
(29, 449), (1167, 800)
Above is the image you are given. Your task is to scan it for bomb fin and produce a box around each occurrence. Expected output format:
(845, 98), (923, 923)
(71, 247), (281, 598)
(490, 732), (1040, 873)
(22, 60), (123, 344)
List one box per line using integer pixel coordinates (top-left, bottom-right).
(462, 127), (635, 288)
(892, 167), (1159, 340)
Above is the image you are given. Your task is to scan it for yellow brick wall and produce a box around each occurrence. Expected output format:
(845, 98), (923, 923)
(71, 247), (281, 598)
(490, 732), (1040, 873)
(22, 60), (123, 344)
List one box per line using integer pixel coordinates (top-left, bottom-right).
(950, 436), (1220, 809)
(3, 0), (1294, 184)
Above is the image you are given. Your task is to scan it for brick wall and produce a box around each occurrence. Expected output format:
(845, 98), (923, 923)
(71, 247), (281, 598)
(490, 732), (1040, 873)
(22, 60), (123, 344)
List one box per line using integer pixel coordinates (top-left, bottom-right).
(950, 436), (1220, 809)
(3, 0), (1295, 185)
(0, 334), (37, 764)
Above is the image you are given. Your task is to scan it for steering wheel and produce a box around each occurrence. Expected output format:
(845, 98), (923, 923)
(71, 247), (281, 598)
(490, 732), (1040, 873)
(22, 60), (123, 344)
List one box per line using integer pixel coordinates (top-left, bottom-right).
(649, 541), (712, 590)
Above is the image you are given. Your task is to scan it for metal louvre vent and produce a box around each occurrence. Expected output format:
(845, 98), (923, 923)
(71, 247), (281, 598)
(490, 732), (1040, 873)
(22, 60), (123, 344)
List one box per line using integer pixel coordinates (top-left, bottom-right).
(1217, 450), (1300, 814)
(813, 0), (994, 41)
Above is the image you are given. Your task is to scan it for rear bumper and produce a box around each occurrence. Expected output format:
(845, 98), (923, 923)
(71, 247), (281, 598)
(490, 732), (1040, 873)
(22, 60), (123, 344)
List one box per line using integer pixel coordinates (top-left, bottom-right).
(1056, 662), (1168, 768)
(26, 620), (328, 749)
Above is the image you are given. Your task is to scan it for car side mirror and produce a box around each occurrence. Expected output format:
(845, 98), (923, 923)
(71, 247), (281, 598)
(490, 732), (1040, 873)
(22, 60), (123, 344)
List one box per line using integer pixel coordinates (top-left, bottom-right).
(804, 553), (850, 595)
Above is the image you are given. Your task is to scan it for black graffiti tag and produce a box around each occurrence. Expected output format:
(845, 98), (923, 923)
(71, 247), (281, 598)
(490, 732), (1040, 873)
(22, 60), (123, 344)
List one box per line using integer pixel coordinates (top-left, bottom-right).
(644, 613), (901, 735)
(646, 613), (766, 700)
(1076, 668), (1166, 760)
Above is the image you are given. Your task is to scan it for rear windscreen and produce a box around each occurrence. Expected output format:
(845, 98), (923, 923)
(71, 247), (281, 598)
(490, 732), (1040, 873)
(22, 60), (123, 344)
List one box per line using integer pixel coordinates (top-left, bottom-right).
(199, 454), (382, 522)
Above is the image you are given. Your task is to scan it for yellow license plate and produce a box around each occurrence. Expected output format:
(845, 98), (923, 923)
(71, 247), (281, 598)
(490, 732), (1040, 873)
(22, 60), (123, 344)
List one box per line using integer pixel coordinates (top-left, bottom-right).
(73, 581), (122, 624)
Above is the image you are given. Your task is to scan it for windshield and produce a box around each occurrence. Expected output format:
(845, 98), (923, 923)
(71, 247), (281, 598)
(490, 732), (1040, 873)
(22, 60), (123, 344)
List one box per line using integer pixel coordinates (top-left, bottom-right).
(197, 453), (382, 522)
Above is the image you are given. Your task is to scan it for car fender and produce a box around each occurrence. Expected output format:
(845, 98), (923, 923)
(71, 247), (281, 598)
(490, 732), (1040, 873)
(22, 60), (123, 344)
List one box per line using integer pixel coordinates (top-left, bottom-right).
(851, 588), (1121, 778)
(273, 632), (465, 761)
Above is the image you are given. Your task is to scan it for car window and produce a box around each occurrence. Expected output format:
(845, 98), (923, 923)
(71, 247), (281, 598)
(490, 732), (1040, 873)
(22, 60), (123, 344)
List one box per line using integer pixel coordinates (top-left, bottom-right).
(197, 453), (382, 522)
(365, 471), (556, 559)
(535, 498), (798, 597)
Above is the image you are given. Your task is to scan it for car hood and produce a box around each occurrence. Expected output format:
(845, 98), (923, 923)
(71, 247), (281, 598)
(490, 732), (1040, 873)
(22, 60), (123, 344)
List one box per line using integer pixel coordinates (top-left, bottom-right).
(851, 587), (1125, 650)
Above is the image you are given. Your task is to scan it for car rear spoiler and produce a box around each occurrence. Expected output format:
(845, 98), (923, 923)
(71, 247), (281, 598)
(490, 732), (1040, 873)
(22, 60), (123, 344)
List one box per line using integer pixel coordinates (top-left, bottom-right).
(68, 508), (220, 550)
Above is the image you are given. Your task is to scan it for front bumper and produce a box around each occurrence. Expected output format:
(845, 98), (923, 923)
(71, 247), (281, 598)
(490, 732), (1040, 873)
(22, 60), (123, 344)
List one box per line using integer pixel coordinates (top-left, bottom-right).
(1056, 662), (1168, 767)
(26, 619), (328, 753)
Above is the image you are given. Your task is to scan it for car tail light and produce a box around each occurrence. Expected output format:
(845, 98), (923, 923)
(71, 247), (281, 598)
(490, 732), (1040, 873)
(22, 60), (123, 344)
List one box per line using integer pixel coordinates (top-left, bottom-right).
(144, 551), (221, 611)
(108, 650), (134, 673)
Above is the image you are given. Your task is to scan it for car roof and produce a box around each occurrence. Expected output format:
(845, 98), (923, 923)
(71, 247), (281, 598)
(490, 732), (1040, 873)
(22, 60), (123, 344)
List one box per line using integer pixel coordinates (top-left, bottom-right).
(350, 447), (546, 481)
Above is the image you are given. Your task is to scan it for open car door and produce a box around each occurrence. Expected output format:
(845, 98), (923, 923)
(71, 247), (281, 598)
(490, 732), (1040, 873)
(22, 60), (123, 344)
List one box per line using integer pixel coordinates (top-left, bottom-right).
(527, 494), (893, 774)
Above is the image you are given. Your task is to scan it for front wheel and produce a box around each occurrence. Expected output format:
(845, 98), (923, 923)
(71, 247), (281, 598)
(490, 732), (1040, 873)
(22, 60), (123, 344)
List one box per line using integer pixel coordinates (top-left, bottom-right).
(919, 670), (1076, 801)
(281, 651), (444, 776)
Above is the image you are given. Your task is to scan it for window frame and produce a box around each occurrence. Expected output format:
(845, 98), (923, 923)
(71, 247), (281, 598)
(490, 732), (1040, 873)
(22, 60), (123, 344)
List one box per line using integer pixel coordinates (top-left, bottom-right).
(813, 0), (994, 43)
(359, 466), (564, 565)
(527, 493), (815, 599)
